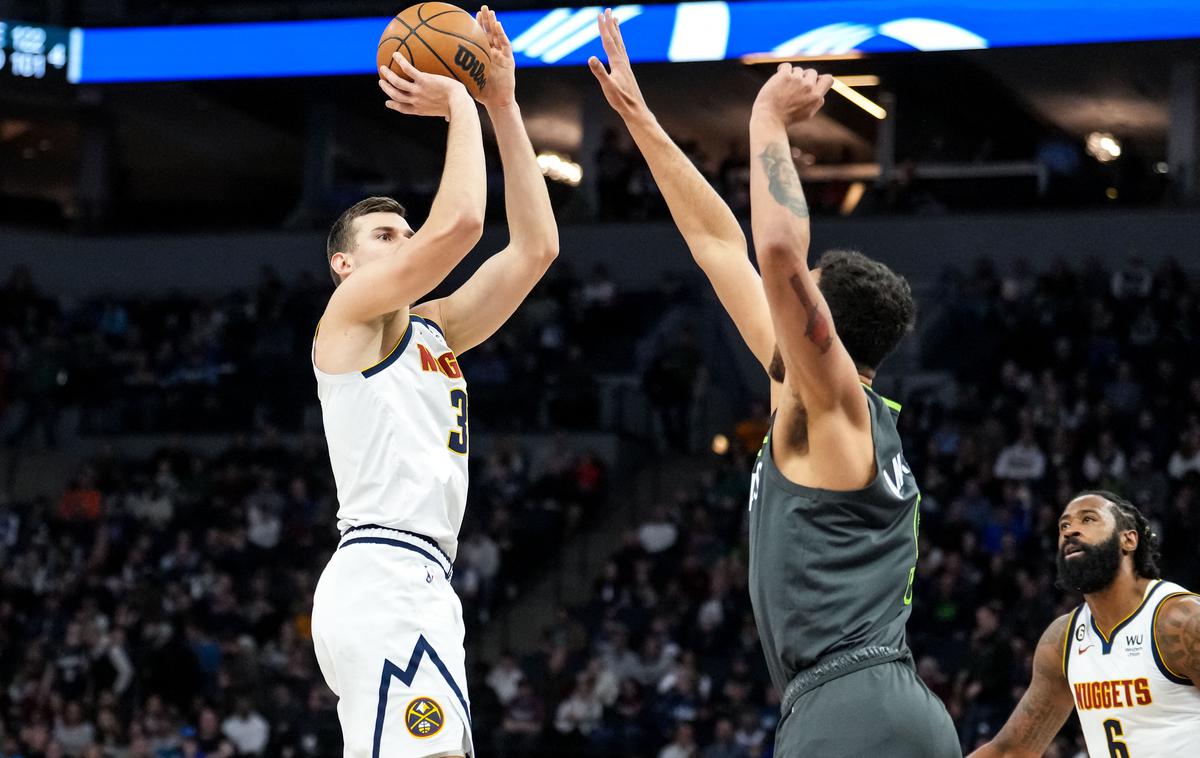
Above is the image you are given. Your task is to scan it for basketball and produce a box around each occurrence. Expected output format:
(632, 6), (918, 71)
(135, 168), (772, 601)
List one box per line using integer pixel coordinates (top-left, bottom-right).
(377, 2), (492, 99)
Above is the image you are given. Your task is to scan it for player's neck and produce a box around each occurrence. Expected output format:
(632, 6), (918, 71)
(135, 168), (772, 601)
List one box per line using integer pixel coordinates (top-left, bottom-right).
(1084, 570), (1154, 637)
(858, 370), (875, 387)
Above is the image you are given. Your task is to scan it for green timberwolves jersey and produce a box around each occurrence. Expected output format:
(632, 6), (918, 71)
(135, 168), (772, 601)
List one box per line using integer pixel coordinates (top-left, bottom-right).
(747, 387), (921, 693)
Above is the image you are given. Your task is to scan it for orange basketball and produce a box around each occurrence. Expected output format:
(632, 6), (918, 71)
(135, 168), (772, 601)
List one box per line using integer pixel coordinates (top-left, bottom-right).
(377, 2), (492, 100)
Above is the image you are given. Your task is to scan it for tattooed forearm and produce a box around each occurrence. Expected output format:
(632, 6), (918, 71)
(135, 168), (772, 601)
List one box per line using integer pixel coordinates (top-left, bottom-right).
(758, 142), (809, 220)
(1156, 595), (1200, 686)
(1007, 681), (1067, 748)
(787, 274), (833, 353)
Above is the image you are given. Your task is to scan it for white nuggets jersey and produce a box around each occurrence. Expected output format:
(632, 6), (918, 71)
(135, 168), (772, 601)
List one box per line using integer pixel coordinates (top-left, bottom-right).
(1064, 579), (1200, 757)
(313, 313), (469, 560)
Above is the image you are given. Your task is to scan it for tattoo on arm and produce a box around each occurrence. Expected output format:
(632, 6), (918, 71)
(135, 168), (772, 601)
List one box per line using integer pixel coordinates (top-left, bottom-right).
(787, 274), (833, 353)
(1156, 595), (1200, 686)
(758, 142), (809, 220)
(994, 615), (1074, 752)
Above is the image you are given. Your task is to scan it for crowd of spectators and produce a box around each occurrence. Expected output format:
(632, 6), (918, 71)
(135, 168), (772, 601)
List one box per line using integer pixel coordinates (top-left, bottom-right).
(1, 255), (1198, 757)
(0, 416), (607, 755)
(0, 261), (656, 442)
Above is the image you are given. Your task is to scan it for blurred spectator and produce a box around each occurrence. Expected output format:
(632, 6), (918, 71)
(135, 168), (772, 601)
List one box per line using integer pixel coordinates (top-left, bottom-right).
(659, 722), (698, 758)
(221, 697), (270, 755)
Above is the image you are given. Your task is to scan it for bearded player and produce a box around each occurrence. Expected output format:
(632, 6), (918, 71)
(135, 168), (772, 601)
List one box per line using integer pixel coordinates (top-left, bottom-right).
(310, 9), (557, 757)
(969, 491), (1200, 757)
(590, 11), (958, 757)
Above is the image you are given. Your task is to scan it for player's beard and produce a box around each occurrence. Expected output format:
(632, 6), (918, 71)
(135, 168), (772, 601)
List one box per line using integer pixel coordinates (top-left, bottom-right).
(1056, 530), (1123, 594)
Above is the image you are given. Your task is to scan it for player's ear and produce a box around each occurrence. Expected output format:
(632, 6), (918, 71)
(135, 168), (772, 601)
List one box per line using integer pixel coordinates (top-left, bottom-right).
(1121, 528), (1139, 554)
(331, 251), (353, 278)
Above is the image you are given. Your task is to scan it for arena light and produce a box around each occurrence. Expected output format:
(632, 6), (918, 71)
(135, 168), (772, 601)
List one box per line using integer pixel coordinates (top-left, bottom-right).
(831, 77), (887, 119)
(840, 181), (866, 215)
(837, 75), (879, 87)
(711, 433), (730, 455)
(1085, 131), (1122, 163)
(536, 151), (582, 186)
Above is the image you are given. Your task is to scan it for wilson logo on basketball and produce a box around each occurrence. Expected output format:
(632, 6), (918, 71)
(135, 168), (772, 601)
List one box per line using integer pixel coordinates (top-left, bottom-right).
(454, 45), (486, 91)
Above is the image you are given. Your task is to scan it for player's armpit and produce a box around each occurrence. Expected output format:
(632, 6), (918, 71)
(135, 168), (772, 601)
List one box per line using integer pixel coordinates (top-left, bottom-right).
(1154, 594), (1200, 687)
(418, 241), (556, 355)
(967, 614), (1076, 758)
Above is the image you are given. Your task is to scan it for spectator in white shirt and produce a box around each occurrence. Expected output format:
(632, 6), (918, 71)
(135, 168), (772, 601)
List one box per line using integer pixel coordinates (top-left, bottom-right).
(659, 722), (698, 758)
(993, 428), (1046, 481)
(486, 653), (525, 706)
(1167, 428), (1200, 480)
(221, 697), (269, 756)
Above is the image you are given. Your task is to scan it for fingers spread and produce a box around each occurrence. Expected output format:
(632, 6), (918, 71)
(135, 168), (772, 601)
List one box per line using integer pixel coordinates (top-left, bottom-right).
(378, 77), (408, 101)
(493, 17), (511, 48)
(380, 64), (412, 91)
(393, 53), (421, 79)
(588, 55), (609, 80)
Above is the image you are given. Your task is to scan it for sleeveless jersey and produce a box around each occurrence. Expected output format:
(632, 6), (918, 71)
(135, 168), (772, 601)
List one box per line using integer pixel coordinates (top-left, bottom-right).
(1063, 579), (1200, 757)
(747, 386), (921, 693)
(313, 313), (469, 560)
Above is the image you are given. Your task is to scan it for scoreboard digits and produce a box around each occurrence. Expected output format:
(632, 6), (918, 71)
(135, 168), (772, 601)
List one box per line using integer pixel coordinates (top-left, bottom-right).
(1, 20), (75, 85)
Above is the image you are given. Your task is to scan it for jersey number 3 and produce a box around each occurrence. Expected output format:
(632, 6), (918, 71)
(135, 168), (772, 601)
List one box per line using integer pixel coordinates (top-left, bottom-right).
(447, 389), (469, 455)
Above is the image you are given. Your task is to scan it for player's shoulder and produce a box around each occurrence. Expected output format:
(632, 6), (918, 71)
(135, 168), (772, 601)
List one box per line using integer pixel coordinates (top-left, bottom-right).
(1152, 589), (1200, 683)
(1037, 611), (1076, 679)
(1154, 591), (1200, 631)
(1041, 611), (1075, 651)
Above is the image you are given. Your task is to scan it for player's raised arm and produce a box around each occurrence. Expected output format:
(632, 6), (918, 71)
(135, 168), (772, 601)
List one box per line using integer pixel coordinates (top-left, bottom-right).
(325, 54), (486, 327)
(1155, 593), (1200, 689)
(967, 614), (1077, 758)
(749, 64), (862, 414)
(588, 9), (775, 372)
(415, 6), (558, 355)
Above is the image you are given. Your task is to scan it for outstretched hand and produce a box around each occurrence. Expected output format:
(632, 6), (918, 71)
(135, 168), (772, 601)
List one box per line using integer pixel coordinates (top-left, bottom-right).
(475, 5), (516, 109)
(752, 63), (834, 126)
(588, 8), (649, 119)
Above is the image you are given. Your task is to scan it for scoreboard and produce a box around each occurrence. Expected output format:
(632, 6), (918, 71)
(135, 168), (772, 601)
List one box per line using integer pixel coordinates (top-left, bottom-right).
(0, 20), (77, 85)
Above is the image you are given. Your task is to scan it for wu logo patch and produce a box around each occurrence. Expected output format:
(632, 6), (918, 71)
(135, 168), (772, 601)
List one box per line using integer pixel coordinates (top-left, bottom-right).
(405, 697), (444, 738)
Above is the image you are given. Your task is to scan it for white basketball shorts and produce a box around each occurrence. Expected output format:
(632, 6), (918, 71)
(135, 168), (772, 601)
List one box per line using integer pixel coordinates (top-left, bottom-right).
(312, 527), (473, 757)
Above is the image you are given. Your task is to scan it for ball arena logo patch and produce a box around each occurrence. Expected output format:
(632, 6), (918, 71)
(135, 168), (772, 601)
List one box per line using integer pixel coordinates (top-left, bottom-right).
(405, 697), (444, 738)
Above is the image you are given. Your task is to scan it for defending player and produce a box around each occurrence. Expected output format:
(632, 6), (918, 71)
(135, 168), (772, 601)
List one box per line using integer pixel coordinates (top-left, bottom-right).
(590, 11), (959, 757)
(310, 9), (557, 757)
(969, 491), (1200, 757)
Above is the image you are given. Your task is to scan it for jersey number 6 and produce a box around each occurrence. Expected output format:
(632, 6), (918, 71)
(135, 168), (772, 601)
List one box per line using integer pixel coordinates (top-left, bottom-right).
(1103, 719), (1131, 758)
(447, 389), (469, 455)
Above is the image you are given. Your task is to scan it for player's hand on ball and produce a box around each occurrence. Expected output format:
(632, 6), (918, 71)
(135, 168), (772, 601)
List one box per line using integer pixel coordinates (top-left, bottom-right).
(379, 54), (470, 121)
(752, 63), (834, 126)
(588, 8), (649, 119)
(474, 5), (515, 109)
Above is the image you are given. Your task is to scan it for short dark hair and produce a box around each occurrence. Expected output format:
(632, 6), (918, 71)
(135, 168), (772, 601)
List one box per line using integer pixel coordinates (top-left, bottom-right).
(1080, 489), (1163, 580)
(326, 196), (406, 286)
(815, 249), (916, 372)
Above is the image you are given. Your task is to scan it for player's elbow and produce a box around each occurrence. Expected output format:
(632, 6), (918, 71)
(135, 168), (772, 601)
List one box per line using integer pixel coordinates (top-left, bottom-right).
(692, 236), (747, 267)
(755, 239), (807, 273)
(450, 209), (485, 244)
(537, 238), (560, 266)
